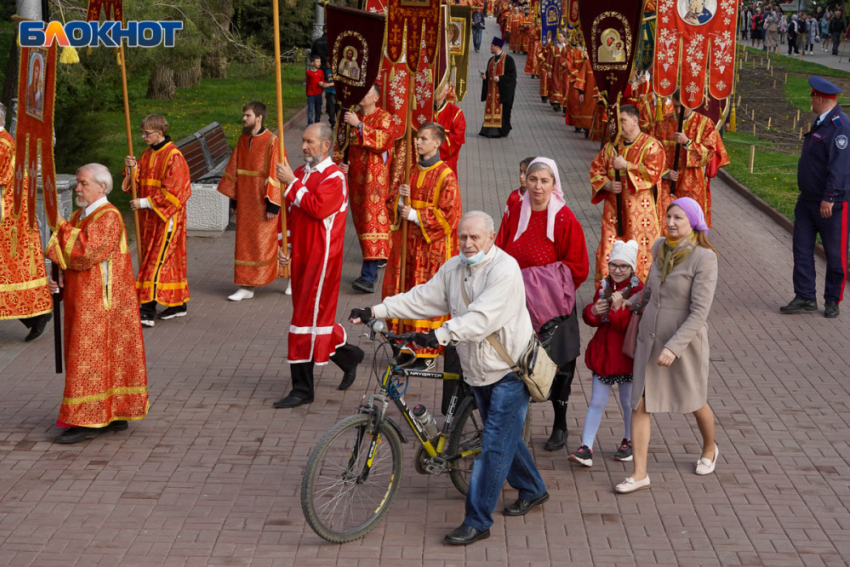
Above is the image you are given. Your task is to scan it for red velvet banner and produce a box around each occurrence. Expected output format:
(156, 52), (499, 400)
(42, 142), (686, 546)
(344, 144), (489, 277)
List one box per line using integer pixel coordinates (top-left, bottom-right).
(565, 0), (580, 28)
(86, 0), (124, 21)
(385, 0), (441, 73)
(13, 45), (59, 231)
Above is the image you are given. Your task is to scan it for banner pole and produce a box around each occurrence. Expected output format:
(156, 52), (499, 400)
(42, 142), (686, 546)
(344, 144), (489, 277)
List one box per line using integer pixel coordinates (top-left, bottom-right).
(399, 72), (415, 313)
(272, 0), (291, 279)
(118, 45), (143, 267)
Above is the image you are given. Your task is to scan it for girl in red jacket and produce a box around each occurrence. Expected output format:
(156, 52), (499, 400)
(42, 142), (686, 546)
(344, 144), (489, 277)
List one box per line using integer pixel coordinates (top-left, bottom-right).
(569, 240), (643, 467)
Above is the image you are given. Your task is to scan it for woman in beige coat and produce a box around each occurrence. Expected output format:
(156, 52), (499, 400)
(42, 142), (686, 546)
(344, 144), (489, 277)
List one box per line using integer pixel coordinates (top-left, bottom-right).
(615, 198), (719, 494)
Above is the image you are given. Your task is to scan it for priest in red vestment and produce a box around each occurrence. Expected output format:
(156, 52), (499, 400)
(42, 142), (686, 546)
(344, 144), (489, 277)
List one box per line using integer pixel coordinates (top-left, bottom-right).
(46, 163), (148, 444)
(274, 123), (365, 408)
(0, 104), (52, 341)
(434, 83), (467, 177)
(217, 102), (282, 300)
(123, 114), (192, 327)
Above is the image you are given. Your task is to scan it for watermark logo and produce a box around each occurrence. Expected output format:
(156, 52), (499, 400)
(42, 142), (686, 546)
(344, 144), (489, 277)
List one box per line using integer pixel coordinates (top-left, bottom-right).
(19, 21), (183, 49)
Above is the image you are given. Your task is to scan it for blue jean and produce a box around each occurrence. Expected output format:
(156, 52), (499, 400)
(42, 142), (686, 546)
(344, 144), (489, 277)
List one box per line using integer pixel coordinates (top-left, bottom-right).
(360, 260), (379, 284)
(464, 373), (547, 531)
(473, 27), (483, 51)
(307, 94), (322, 125)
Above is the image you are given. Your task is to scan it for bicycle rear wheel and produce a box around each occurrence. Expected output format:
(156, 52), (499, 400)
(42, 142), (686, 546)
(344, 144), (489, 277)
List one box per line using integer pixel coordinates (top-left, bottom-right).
(447, 396), (533, 496)
(301, 414), (404, 543)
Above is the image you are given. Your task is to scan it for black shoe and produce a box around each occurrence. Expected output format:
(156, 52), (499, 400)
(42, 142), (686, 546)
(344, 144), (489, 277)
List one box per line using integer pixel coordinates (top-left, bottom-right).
(24, 312), (52, 342)
(273, 394), (312, 409)
(614, 438), (633, 461)
(825, 302), (840, 319)
(544, 427), (566, 451)
(54, 427), (100, 445)
(158, 304), (187, 320)
(104, 420), (129, 432)
(444, 524), (490, 546)
(351, 278), (376, 294)
(779, 296), (817, 314)
(568, 444), (593, 467)
(541, 96), (548, 103)
(338, 367), (357, 390)
(503, 491), (550, 516)
(574, 127), (582, 132)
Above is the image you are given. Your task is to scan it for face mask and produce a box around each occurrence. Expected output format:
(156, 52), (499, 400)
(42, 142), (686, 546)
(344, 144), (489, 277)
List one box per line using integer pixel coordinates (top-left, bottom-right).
(460, 249), (486, 265)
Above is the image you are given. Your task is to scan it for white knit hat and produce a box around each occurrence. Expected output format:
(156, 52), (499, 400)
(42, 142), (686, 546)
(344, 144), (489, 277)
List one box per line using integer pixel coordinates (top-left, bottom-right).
(609, 239), (638, 271)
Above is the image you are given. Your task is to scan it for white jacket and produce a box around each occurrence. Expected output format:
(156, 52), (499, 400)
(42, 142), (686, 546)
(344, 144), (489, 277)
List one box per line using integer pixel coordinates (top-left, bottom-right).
(372, 246), (534, 387)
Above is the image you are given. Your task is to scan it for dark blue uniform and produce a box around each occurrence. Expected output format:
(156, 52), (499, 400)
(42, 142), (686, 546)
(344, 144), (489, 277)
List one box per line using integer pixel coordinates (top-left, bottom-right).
(793, 104), (850, 304)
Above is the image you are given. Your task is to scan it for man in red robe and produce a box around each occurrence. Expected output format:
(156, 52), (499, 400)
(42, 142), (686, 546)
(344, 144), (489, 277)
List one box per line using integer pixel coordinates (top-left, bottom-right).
(337, 84), (394, 294)
(548, 32), (569, 112)
(217, 102), (282, 301)
(435, 82), (467, 176)
(46, 164), (148, 444)
(123, 114), (192, 327)
(0, 103), (52, 340)
(275, 123), (365, 408)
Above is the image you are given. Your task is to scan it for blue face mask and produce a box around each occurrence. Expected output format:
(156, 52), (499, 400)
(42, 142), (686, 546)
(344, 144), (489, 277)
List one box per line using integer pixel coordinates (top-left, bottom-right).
(460, 250), (486, 265)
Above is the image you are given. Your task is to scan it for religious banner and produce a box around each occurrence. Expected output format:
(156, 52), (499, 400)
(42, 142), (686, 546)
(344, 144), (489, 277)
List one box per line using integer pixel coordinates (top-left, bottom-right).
(385, 0), (441, 73)
(653, 0), (737, 109)
(13, 45), (59, 232)
(411, 37), (436, 130)
(326, 4), (386, 152)
(434, 5), (451, 104)
(635, 1), (656, 74)
(565, 0), (580, 28)
(541, 0), (562, 46)
(86, 0), (123, 20)
(449, 5), (472, 103)
(695, 92), (731, 131)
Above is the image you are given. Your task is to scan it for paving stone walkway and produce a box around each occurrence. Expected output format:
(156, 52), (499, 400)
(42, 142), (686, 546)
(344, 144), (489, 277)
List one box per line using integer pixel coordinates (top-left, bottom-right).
(2, 21), (850, 567)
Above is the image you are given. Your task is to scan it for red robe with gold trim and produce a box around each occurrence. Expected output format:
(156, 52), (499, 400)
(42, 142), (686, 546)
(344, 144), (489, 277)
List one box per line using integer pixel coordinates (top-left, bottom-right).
(509, 12), (521, 51)
(520, 14), (534, 52)
(339, 109), (394, 261)
(0, 129), (51, 321)
(382, 159), (462, 335)
(217, 130), (282, 286)
(538, 41), (552, 98)
(525, 28), (542, 75)
(45, 203), (148, 428)
(653, 111), (718, 230)
(569, 57), (599, 130)
(124, 141), (192, 306)
(284, 159), (349, 364)
(590, 132), (666, 283)
(435, 102), (466, 176)
(548, 44), (569, 107)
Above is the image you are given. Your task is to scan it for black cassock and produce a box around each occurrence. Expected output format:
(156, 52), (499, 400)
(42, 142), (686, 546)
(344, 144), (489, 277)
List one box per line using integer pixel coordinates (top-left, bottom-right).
(479, 52), (517, 138)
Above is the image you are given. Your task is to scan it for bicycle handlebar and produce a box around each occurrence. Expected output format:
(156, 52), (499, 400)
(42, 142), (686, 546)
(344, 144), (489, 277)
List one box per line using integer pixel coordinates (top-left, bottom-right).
(365, 319), (418, 345)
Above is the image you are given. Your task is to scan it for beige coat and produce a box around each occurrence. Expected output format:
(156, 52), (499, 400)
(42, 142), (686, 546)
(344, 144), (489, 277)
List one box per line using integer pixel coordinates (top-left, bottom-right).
(631, 238), (718, 413)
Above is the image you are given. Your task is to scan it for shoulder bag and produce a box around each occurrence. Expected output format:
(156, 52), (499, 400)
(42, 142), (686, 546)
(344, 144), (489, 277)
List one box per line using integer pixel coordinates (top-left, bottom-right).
(460, 279), (557, 402)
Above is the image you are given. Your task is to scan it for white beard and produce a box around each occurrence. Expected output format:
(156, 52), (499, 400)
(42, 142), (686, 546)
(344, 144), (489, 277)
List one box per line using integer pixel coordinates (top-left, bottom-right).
(75, 196), (87, 208)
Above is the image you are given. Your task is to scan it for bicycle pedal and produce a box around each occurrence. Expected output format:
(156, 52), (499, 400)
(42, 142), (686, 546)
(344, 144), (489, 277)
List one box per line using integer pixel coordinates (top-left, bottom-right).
(425, 456), (448, 475)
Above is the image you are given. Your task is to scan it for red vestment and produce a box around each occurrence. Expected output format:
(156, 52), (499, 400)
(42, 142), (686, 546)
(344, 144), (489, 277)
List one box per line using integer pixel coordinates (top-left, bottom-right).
(340, 108), (394, 261)
(45, 202), (148, 427)
(548, 44), (569, 107)
(124, 141), (192, 306)
(382, 159), (462, 334)
(525, 28), (542, 75)
(509, 13), (521, 50)
(569, 58), (599, 130)
(0, 129), (52, 320)
(284, 158), (349, 364)
(217, 130), (282, 286)
(538, 43), (552, 97)
(435, 102), (466, 176)
(590, 132), (666, 283)
(520, 15), (533, 52)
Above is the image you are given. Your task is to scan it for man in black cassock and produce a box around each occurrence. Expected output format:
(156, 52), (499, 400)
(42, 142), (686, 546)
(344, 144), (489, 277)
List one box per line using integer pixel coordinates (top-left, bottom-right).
(479, 36), (517, 138)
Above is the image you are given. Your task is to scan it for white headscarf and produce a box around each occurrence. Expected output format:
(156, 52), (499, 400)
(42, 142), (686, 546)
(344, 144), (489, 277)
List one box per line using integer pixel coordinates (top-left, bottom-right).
(513, 157), (566, 242)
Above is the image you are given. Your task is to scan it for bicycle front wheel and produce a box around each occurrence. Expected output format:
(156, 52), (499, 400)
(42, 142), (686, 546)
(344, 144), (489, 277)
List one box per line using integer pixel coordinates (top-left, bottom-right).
(301, 413), (404, 543)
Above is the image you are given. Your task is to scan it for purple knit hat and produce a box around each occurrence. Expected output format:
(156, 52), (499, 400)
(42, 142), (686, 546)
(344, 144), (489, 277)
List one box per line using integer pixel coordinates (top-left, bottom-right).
(670, 197), (709, 234)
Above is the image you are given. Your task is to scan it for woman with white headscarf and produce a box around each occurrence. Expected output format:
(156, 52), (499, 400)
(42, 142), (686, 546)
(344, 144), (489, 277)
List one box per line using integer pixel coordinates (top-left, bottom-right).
(496, 157), (589, 451)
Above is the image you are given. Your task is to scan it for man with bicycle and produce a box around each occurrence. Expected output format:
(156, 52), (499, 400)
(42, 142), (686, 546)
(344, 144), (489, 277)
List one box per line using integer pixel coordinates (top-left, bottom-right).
(350, 210), (549, 546)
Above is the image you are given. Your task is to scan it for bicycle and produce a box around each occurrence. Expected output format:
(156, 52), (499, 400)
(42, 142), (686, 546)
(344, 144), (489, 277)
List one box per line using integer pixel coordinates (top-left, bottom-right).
(300, 319), (533, 543)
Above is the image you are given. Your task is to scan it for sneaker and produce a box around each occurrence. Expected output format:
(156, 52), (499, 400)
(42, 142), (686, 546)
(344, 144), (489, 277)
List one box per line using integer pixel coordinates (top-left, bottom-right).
(158, 304), (187, 320)
(614, 438), (633, 461)
(568, 445), (593, 467)
(351, 277), (376, 293)
(140, 313), (155, 328)
(228, 287), (255, 301)
(285, 281), (292, 296)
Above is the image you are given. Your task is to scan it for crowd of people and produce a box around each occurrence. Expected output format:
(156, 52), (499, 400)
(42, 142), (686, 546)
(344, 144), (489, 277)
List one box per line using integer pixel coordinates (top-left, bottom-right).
(741, 2), (847, 56)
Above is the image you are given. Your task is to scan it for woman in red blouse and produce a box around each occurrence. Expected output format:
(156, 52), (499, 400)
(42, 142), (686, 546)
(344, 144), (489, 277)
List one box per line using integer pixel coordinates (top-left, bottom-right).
(496, 157), (589, 451)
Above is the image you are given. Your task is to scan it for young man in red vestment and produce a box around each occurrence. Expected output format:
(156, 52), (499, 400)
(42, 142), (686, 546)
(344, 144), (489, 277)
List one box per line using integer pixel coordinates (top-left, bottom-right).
(47, 164), (148, 444)
(434, 82), (467, 177)
(123, 114), (192, 327)
(275, 123), (365, 408)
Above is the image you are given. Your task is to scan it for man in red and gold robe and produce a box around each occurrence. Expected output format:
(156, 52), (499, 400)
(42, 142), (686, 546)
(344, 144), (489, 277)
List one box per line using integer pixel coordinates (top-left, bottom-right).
(217, 102), (282, 301)
(123, 114), (191, 327)
(538, 32), (553, 102)
(548, 33), (570, 111)
(569, 55), (600, 133)
(46, 164), (148, 444)
(653, 90), (718, 230)
(382, 122), (462, 357)
(590, 104), (666, 283)
(509, 7), (522, 51)
(0, 105), (52, 340)
(520, 7), (534, 53)
(525, 26), (542, 77)
(435, 83), (467, 177)
(337, 84), (394, 294)
(275, 123), (365, 408)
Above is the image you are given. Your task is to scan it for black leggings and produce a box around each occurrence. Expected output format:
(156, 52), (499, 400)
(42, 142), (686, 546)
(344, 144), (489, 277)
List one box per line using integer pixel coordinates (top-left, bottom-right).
(550, 359), (576, 431)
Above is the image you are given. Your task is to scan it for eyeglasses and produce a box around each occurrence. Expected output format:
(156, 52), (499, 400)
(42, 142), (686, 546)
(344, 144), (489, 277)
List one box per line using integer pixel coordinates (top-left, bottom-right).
(140, 130), (157, 137)
(609, 263), (632, 272)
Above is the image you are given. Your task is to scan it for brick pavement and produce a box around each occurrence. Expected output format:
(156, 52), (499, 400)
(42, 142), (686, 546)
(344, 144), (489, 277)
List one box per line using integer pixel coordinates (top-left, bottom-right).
(2, 21), (850, 567)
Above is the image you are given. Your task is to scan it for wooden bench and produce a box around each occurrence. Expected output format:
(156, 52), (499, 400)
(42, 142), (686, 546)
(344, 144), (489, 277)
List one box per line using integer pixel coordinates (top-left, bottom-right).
(174, 121), (231, 183)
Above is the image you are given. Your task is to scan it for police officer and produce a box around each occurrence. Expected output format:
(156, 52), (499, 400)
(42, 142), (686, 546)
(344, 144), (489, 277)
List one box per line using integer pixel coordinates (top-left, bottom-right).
(781, 76), (850, 319)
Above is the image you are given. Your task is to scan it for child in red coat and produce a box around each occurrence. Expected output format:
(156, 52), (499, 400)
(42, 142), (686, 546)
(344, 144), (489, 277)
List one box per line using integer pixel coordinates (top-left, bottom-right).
(569, 240), (643, 467)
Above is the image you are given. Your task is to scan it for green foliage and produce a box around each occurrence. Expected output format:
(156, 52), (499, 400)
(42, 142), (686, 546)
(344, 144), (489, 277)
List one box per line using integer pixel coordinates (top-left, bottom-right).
(236, 0), (317, 53)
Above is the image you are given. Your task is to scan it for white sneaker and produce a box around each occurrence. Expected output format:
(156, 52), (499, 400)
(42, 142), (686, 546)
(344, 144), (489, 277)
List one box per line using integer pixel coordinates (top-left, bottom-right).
(228, 287), (255, 301)
(615, 475), (650, 494)
(285, 281), (292, 296)
(695, 444), (719, 475)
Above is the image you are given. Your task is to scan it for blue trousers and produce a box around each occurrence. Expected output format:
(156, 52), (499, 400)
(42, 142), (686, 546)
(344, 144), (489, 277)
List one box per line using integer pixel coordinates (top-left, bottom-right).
(464, 373), (547, 531)
(473, 27), (483, 51)
(306, 94), (323, 125)
(792, 197), (849, 304)
(360, 260), (379, 284)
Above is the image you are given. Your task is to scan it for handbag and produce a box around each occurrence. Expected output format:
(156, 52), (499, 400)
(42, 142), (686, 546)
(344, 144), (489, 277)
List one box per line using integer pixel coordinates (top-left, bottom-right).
(622, 287), (651, 359)
(460, 279), (557, 402)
